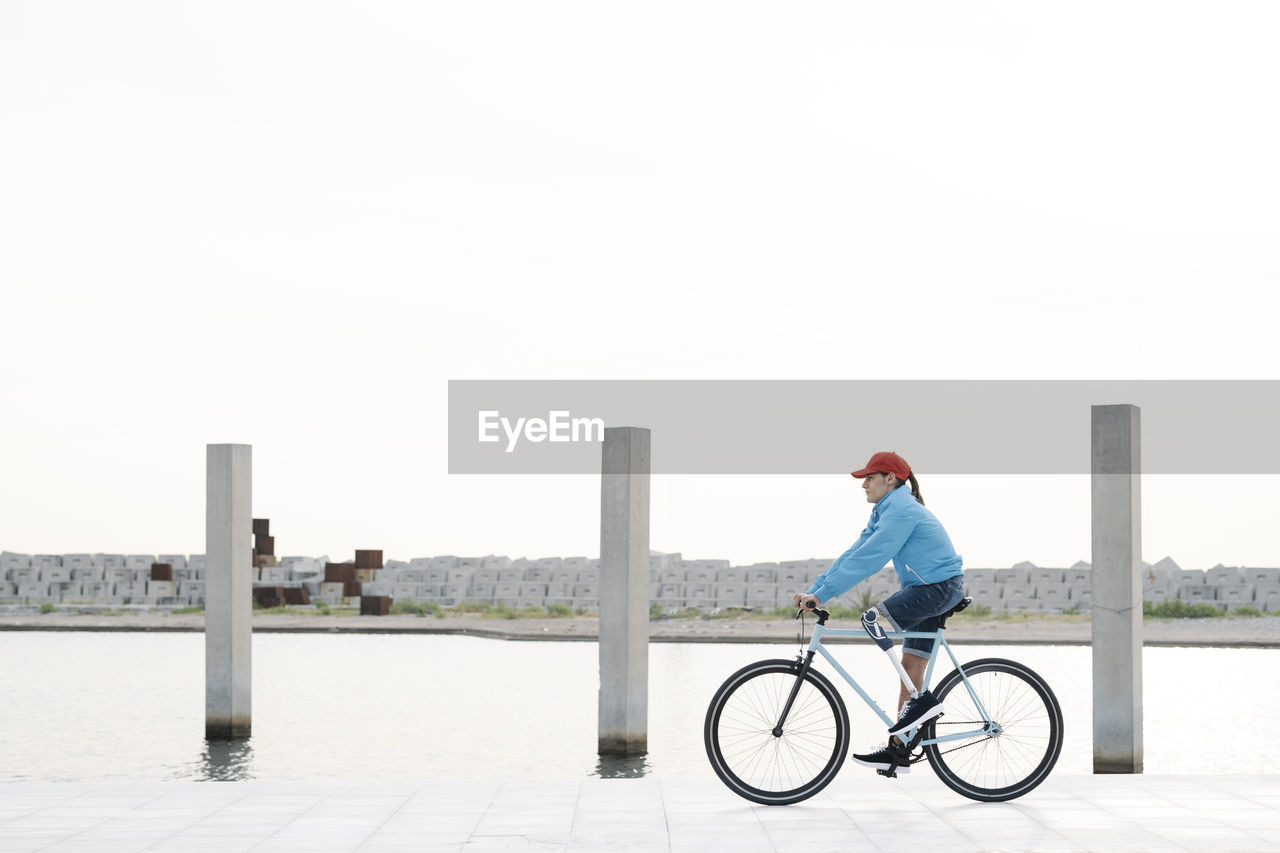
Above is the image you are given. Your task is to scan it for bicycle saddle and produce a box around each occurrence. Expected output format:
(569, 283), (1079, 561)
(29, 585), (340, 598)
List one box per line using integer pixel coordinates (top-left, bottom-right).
(937, 596), (972, 629)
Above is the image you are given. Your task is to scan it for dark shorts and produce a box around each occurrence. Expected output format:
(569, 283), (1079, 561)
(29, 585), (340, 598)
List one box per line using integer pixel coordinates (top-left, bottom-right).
(878, 575), (966, 659)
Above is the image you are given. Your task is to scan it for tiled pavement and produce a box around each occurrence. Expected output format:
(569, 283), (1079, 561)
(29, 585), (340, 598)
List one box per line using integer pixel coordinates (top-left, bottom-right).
(1, 775), (1277, 852)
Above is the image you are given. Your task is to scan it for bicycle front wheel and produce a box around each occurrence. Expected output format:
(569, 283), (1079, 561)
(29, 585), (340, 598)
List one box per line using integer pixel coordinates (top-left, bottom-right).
(704, 659), (850, 805)
(923, 658), (1064, 802)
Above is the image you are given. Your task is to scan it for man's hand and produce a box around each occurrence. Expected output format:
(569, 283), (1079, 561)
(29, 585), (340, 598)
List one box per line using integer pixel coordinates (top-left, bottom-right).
(794, 593), (823, 611)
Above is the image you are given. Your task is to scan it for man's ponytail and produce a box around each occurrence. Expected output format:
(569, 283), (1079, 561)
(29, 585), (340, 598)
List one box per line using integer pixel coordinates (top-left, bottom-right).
(908, 472), (924, 506)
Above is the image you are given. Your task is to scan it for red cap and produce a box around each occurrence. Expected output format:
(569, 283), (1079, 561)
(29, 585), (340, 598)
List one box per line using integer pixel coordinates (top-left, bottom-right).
(850, 451), (911, 482)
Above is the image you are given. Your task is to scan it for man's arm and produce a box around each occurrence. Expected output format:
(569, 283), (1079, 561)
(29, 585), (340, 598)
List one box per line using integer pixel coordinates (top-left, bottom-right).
(806, 525), (874, 599)
(807, 506), (917, 604)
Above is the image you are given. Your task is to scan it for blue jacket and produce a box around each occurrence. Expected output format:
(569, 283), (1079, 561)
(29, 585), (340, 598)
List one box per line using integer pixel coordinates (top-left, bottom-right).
(807, 484), (963, 604)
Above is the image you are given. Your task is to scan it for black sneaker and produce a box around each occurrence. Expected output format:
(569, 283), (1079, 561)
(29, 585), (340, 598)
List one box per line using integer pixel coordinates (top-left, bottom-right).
(887, 689), (943, 736)
(850, 741), (913, 774)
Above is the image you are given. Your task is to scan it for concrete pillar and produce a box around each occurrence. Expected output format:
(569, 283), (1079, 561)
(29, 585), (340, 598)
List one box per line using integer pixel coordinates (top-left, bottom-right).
(206, 444), (253, 739)
(598, 427), (650, 756)
(1091, 405), (1143, 773)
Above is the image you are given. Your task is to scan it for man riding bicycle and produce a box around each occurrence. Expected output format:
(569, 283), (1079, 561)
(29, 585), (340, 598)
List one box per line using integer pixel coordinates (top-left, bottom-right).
(794, 451), (965, 773)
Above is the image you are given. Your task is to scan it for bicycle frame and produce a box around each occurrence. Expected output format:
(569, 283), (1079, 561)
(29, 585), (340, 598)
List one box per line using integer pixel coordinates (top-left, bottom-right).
(787, 621), (998, 748)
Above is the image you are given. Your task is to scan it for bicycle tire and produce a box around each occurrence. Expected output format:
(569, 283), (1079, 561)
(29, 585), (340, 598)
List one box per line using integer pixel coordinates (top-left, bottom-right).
(704, 658), (850, 805)
(923, 657), (1064, 802)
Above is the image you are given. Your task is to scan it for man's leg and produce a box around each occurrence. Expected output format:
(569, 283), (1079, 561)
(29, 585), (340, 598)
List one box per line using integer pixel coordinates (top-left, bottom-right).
(896, 653), (928, 713)
(853, 580), (962, 770)
(892, 654), (929, 745)
(861, 606), (919, 699)
(850, 621), (934, 773)
(887, 622), (948, 738)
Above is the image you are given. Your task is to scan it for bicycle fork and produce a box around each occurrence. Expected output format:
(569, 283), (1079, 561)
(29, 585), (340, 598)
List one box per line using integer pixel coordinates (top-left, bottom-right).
(771, 651), (818, 736)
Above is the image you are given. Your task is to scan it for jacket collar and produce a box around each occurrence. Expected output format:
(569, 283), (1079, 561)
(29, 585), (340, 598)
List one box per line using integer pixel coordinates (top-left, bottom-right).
(871, 483), (911, 516)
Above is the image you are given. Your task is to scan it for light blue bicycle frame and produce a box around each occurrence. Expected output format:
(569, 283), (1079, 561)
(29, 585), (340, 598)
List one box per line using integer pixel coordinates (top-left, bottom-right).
(804, 621), (999, 746)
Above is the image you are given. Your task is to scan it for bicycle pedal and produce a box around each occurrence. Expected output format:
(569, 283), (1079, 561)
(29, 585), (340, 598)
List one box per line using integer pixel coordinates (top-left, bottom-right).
(876, 768), (898, 779)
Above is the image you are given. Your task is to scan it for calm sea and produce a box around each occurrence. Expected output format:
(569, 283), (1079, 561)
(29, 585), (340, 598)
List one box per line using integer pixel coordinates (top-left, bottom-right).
(0, 632), (1273, 782)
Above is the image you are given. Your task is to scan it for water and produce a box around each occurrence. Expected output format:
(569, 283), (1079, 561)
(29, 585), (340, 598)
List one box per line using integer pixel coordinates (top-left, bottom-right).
(0, 632), (1274, 782)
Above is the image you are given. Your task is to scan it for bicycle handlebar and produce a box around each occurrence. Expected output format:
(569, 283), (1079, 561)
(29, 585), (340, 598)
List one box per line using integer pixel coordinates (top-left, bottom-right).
(796, 601), (830, 624)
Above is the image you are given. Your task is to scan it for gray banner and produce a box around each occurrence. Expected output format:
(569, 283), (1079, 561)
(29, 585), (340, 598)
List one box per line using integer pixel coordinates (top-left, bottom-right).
(447, 380), (1280, 475)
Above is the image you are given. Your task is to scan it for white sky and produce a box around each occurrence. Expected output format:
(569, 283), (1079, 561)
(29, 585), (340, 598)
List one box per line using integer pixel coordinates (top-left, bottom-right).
(3, 2), (1279, 570)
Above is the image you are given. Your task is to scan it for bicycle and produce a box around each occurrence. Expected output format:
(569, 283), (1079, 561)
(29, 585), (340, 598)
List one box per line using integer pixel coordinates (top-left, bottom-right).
(703, 598), (1064, 805)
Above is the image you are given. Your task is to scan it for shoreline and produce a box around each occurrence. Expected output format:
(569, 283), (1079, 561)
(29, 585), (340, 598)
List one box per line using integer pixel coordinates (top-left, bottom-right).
(3, 611), (1280, 647)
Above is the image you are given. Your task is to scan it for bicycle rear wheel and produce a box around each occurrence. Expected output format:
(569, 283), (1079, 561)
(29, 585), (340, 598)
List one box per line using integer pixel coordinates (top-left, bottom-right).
(923, 658), (1063, 802)
(704, 659), (850, 805)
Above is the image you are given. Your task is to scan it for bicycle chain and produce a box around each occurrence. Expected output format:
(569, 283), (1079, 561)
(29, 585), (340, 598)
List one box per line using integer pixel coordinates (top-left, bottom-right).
(908, 720), (993, 764)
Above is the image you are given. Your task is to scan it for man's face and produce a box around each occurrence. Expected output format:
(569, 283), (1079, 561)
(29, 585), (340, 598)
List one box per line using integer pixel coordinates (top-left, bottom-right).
(862, 472), (895, 504)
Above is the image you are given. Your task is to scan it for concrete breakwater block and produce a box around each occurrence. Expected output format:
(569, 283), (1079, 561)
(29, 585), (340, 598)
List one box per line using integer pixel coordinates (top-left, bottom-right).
(249, 584), (309, 607)
(354, 550), (383, 569)
(148, 580), (176, 597)
(360, 595), (391, 615)
(282, 586), (309, 605)
(18, 582), (49, 599)
(324, 564), (355, 583)
(10, 551), (1280, 616)
(0, 552), (32, 570)
(253, 586), (286, 608)
(281, 557), (323, 579)
(260, 566), (289, 583)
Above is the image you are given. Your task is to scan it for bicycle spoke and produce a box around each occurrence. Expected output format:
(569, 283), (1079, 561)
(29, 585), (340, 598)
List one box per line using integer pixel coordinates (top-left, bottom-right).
(705, 662), (848, 804)
(924, 659), (1063, 802)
